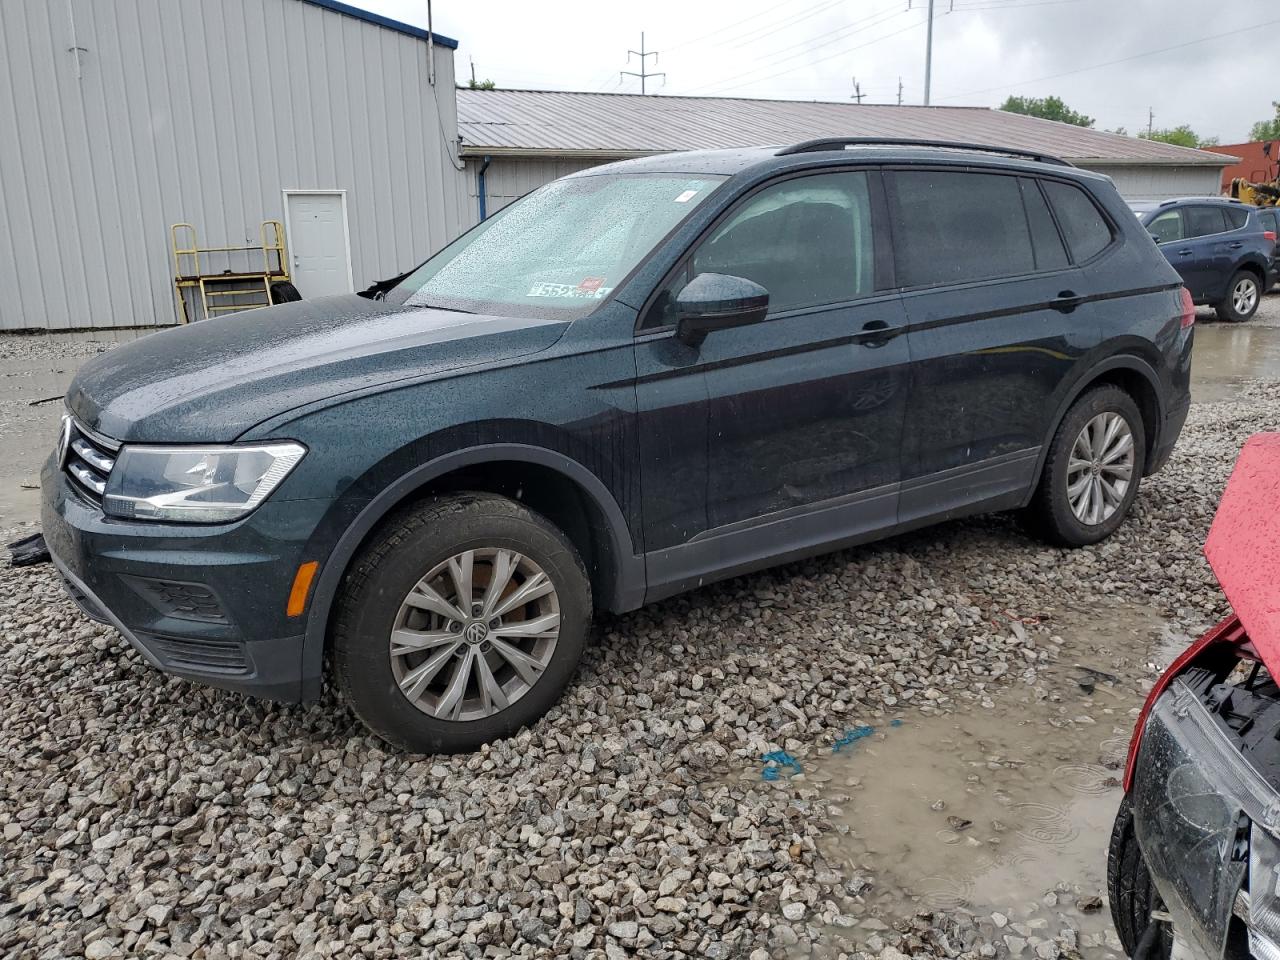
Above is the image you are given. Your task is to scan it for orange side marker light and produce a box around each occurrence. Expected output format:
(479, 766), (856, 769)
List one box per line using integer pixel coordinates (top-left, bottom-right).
(287, 561), (320, 617)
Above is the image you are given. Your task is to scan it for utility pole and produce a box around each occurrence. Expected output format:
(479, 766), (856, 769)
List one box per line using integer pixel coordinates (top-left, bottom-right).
(470, 58), (476, 86)
(851, 77), (864, 104)
(923, 0), (935, 105)
(621, 32), (665, 95)
(897, 76), (904, 106)
(1147, 107), (1154, 137)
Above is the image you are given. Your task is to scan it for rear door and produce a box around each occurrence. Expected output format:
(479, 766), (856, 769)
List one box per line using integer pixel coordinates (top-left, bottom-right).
(889, 168), (1101, 523)
(1174, 205), (1231, 300)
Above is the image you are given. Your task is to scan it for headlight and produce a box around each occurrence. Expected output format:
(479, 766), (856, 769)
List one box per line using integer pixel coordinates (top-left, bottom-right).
(102, 442), (306, 523)
(1249, 824), (1280, 960)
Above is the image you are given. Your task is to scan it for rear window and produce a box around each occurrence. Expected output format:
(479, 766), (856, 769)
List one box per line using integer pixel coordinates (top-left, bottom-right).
(886, 170), (1036, 286)
(1042, 180), (1113, 262)
(1184, 205), (1228, 238)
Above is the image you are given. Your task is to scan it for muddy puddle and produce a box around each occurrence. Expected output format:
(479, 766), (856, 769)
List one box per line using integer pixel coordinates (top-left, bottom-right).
(768, 603), (1194, 957)
(1192, 323), (1280, 403)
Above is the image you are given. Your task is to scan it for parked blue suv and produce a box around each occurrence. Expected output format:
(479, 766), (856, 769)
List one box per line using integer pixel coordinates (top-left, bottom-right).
(44, 139), (1193, 753)
(1133, 197), (1277, 321)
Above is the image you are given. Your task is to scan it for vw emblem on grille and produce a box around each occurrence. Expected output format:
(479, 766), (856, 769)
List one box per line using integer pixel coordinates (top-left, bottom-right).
(57, 415), (73, 467)
(464, 621), (489, 645)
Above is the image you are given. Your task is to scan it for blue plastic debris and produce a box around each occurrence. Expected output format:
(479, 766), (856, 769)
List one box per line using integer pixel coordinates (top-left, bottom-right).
(760, 750), (803, 780)
(890, 719), (904, 728)
(832, 725), (875, 753)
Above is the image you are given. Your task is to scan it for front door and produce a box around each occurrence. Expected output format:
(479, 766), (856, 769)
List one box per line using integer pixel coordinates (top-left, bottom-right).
(284, 191), (352, 298)
(636, 169), (910, 598)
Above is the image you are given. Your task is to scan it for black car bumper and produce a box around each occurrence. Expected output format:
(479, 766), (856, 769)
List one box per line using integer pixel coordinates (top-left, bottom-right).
(1130, 679), (1280, 959)
(1148, 393), (1191, 476)
(40, 453), (331, 703)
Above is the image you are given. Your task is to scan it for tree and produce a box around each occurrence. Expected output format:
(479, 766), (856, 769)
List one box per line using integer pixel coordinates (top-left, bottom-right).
(998, 95), (1093, 128)
(1140, 125), (1218, 149)
(465, 77), (496, 90)
(1250, 102), (1280, 141)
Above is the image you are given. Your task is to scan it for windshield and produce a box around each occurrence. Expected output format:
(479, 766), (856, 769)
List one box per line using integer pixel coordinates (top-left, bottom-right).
(389, 173), (726, 320)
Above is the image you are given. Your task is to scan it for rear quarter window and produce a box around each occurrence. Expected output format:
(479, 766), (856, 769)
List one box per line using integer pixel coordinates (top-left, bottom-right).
(1224, 207), (1249, 230)
(1042, 180), (1113, 262)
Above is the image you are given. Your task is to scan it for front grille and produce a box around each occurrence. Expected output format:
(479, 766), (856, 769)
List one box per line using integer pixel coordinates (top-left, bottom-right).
(61, 419), (118, 504)
(142, 634), (249, 675)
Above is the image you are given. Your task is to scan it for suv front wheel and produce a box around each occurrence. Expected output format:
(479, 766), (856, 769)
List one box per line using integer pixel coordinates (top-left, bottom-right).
(1217, 269), (1260, 322)
(333, 493), (592, 753)
(1027, 385), (1146, 547)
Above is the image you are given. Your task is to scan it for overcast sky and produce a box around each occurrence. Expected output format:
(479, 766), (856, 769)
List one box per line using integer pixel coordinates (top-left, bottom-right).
(365, 0), (1275, 145)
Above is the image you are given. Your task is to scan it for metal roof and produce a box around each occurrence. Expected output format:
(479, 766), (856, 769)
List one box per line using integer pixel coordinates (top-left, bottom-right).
(297, 0), (458, 48)
(457, 89), (1237, 167)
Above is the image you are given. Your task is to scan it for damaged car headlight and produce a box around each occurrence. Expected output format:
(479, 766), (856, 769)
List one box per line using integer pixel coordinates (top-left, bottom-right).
(102, 442), (306, 523)
(1249, 825), (1280, 960)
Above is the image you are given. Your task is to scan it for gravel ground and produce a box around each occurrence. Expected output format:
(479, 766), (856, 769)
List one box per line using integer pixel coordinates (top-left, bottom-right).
(1, 323), (1277, 958)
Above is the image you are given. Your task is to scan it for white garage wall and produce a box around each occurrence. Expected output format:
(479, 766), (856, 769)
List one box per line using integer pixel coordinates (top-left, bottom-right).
(1083, 164), (1224, 202)
(0, 0), (470, 331)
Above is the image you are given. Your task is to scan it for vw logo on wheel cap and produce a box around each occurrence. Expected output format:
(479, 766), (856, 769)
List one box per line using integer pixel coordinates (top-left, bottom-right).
(464, 621), (489, 644)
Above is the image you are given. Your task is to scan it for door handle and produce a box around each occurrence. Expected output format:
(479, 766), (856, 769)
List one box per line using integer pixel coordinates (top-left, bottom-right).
(1228, 241), (1244, 249)
(858, 319), (895, 348)
(1050, 291), (1083, 313)
(1176, 248), (1193, 256)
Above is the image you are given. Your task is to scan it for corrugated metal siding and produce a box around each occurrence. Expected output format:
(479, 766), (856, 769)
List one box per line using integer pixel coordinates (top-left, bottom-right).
(0, 0), (470, 330)
(1087, 164), (1224, 202)
(469, 158), (605, 216)
(457, 89), (1238, 168)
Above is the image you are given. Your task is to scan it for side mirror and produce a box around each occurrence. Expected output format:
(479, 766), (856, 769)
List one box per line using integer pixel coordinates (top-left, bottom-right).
(674, 273), (770, 346)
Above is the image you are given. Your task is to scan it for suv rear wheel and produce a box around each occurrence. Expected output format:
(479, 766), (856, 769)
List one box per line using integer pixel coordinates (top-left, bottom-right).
(1217, 269), (1260, 322)
(333, 493), (592, 753)
(1027, 385), (1146, 547)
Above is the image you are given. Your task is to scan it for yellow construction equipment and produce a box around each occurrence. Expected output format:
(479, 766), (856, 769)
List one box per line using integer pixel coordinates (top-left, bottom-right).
(171, 221), (291, 323)
(1231, 178), (1280, 207)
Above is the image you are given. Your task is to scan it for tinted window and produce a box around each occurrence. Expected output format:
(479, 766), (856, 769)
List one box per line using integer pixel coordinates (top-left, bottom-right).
(1042, 181), (1113, 262)
(887, 170), (1034, 285)
(1146, 210), (1183, 243)
(1020, 178), (1069, 270)
(1224, 206), (1249, 230)
(1184, 206), (1228, 238)
(691, 171), (876, 313)
(1260, 210), (1279, 232)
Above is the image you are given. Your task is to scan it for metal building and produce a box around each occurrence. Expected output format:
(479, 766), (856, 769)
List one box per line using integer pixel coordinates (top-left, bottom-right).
(458, 89), (1239, 217)
(0, 0), (470, 331)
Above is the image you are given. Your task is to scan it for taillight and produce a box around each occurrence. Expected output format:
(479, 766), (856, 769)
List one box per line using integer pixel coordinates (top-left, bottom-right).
(1266, 231), (1277, 242)
(1178, 286), (1195, 329)
(1123, 613), (1248, 791)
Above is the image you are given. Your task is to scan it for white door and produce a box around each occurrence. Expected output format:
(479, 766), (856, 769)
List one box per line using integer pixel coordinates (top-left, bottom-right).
(284, 191), (352, 298)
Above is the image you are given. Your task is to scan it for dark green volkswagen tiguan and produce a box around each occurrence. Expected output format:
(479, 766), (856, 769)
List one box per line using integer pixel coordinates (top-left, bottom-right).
(43, 139), (1193, 752)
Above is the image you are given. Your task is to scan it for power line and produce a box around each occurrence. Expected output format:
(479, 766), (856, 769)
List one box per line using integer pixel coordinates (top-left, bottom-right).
(936, 18), (1280, 102)
(620, 32), (665, 94)
(663, 0), (847, 54)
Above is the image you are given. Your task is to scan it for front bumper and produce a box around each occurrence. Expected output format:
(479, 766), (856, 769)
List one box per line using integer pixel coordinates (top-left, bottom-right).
(40, 453), (331, 702)
(1130, 679), (1280, 958)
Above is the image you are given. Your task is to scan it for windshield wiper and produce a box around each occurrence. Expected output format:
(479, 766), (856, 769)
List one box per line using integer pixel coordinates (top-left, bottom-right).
(414, 302), (476, 314)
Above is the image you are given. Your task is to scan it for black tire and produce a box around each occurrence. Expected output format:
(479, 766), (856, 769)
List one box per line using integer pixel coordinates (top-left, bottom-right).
(1215, 269), (1260, 322)
(1107, 794), (1172, 959)
(270, 280), (303, 304)
(332, 493), (592, 753)
(1026, 385), (1146, 547)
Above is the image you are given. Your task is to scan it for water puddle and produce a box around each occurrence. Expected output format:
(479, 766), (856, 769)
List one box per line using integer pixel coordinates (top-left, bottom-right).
(1192, 323), (1280, 402)
(798, 604), (1191, 956)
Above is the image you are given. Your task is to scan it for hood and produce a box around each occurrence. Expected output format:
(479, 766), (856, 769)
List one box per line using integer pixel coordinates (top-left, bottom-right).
(67, 295), (568, 442)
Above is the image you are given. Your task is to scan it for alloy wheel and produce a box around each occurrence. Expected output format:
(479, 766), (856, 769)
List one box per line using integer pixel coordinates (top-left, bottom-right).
(389, 548), (560, 721)
(1067, 411), (1135, 525)
(1233, 277), (1258, 316)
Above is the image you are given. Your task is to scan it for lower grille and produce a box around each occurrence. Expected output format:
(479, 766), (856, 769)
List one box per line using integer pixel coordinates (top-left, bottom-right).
(121, 575), (229, 624)
(142, 634), (249, 675)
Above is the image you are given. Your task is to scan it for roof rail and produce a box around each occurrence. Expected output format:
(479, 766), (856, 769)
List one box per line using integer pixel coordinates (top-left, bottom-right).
(776, 137), (1074, 167)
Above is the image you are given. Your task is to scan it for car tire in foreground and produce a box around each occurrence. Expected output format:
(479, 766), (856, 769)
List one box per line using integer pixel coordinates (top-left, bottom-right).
(1107, 794), (1173, 960)
(1027, 385), (1146, 547)
(1216, 269), (1261, 323)
(333, 493), (592, 754)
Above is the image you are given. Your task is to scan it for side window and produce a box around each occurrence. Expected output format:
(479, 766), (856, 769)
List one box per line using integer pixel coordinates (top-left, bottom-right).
(1042, 180), (1113, 262)
(1146, 210), (1183, 244)
(690, 171), (876, 313)
(1224, 207), (1249, 230)
(1019, 178), (1069, 270)
(1260, 210), (1278, 233)
(1184, 206), (1227, 238)
(886, 170), (1035, 285)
